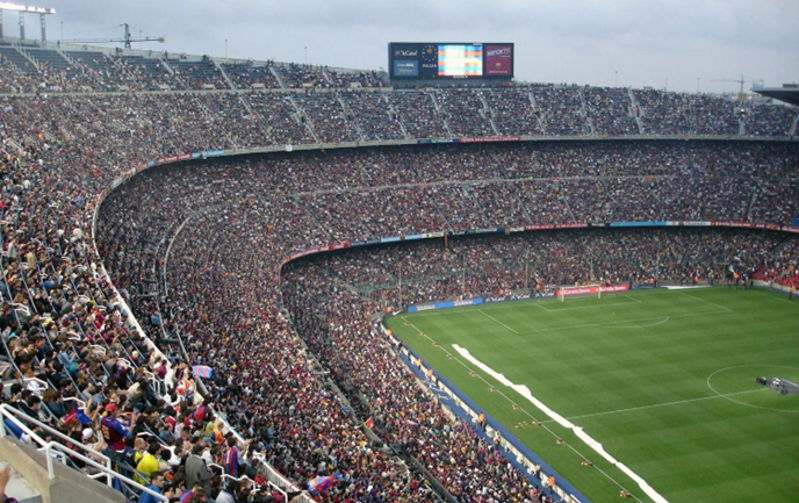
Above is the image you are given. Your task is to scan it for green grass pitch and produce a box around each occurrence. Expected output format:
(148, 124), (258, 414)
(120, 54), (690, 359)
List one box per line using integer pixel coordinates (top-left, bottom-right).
(384, 287), (799, 503)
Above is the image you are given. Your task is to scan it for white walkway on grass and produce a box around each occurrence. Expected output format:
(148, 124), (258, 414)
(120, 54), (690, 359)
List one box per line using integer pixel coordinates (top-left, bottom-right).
(453, 343), (669, 503)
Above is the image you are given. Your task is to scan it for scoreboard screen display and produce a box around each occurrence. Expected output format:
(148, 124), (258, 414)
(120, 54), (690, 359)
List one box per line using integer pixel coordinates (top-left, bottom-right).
(389, 42), (513, 80)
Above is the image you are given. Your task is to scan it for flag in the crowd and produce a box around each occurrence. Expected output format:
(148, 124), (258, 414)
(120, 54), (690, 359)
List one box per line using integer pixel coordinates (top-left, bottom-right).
(363, 417), (374, 429)
(64, 406), (93, 425)
(307, 473), (345, 494)
(192, 365), (214, 379)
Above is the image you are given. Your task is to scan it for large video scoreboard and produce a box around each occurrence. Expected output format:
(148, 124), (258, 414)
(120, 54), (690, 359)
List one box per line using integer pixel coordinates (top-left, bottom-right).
(389, 42), (514, 80)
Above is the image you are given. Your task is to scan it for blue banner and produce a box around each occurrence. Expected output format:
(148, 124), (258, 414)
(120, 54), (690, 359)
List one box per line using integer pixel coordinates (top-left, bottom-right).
(408, 297), (484, 312)
(609, 221), (666, 227)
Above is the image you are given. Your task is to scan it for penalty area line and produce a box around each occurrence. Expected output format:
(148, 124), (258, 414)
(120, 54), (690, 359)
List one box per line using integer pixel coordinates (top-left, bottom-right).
(478, 309), (519, 334)
(556, 388), (768, 422)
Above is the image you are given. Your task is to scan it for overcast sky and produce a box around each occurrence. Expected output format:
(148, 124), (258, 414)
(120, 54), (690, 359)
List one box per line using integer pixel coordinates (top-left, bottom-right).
(13, 0), (799, 94)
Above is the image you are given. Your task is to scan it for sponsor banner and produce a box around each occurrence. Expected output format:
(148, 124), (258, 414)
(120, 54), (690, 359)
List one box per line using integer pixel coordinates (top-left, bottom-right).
(405, 233), (424, 241)
(608, 221), (666, 227)
(408, 297), (484, 313)
(381, 236), (401, 243)
(146, 160), (155, 168)
(409, 303), (437, 312)
(667, 220), (799, 234)
(484, 44), (513, 76)
(556, 286), (599, 297)
(524, 223), (589, 231)
(393, 60), (419, 77)
(459, 136), (521, 143)
(192, 153), (202, 159)
(416, 138), (459, 145)
(327, 242), (350, 251)
(204, 149), (225, 157)
(453, 298), (482, 307)
(600, 284), (629, 293)
(452, 227), (501, 236)
(177, 153), (192, 161)
(555, 284), (629, 297)
(421, 231), (446, 239)
(393, 47), (419, 58)
(677, 221), (711, 226)
(712, 221), (754, 229)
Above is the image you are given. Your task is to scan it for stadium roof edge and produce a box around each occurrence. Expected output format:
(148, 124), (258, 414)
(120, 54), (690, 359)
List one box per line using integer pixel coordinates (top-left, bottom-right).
(753, 83), (799, 107)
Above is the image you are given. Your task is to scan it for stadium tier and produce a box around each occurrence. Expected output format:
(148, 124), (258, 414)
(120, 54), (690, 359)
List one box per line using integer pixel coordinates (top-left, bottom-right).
(0, 39), (798, 503)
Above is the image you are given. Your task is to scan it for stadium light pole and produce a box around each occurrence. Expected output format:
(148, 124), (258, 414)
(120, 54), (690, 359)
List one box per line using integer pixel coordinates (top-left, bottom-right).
(398, 265), (402, 308)
(524, 255), (529, 290)
(461, 254), (466, 296)
(524, 261), (528, 290)
(0, 2), (56, 41)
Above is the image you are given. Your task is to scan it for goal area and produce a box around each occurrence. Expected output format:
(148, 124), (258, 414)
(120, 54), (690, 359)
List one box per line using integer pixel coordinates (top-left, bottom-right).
(556, 284), (602, 301)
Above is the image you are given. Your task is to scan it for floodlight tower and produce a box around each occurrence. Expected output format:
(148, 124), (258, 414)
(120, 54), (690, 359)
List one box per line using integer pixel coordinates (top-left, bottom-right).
(0, 2), (56, 41)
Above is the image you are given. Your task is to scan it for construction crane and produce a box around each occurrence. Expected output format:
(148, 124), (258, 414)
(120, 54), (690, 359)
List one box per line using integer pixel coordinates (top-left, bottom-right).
(711, 75), (749, 100)
(64, 23), (164, 49)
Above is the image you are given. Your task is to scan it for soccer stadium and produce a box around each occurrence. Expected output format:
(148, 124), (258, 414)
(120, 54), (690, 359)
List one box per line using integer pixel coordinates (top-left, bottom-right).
(0, 3), (797, 503)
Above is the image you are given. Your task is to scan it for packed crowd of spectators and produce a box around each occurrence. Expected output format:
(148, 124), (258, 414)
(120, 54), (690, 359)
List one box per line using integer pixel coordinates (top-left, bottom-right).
(222, 61), (282, 90)
(634, 89), (742, 136)
(434, 88), (496, 137)
(483, 87), (544, 136)
(293, 92), (362, 144)
(582, 87), (640, 136)
(0, 132), (296, 501)
(292, 228), (784, 307)
(0, 43), (797, 502)
(751, 239), (799, 289)
(529, 85), (592, 136)
(338, 91), (405, 141)
(92, 137), (798, 501)
(0, 45), (795, 140)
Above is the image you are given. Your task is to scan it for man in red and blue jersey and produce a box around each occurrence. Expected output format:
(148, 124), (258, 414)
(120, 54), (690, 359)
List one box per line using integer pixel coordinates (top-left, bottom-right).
(100, 403), (134, 454)
(224, 436), (239, 477)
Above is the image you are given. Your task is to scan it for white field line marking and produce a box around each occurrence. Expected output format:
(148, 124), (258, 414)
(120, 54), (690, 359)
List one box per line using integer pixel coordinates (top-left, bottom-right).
(478, 309), (519, 334)
(398, 317), (645, 502)
(544, 298), (643, 312)
(533, 301), (552, 313)
(706, 364), (799, 414)
(556, 388), (768, 422)
(676, 290), (732, 312)
(514, 309), (724, 336)
(453, 344), (669, 503)
(612, 316), (671, 329)
(623, 294), (643, 304)
(652, 316), (670, 326)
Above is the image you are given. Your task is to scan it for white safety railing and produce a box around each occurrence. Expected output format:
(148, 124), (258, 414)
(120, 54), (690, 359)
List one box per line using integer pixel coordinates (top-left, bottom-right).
(0, 403), (167, 502)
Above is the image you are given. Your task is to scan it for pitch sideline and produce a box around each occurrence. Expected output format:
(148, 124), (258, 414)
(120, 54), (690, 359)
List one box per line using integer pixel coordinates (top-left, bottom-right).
(453, 343), (670, 503)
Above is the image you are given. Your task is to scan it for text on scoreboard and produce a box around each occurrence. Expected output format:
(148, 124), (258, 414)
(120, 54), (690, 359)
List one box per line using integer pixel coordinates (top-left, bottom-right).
(389, 42), (513, 80)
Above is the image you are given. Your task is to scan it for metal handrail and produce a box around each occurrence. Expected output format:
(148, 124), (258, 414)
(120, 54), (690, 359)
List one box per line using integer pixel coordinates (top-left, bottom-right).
(207, 463), (291, 501)
(0, 403), (110, 473)
(0, 403), (167, 501)
(40, 441), (168, 502)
